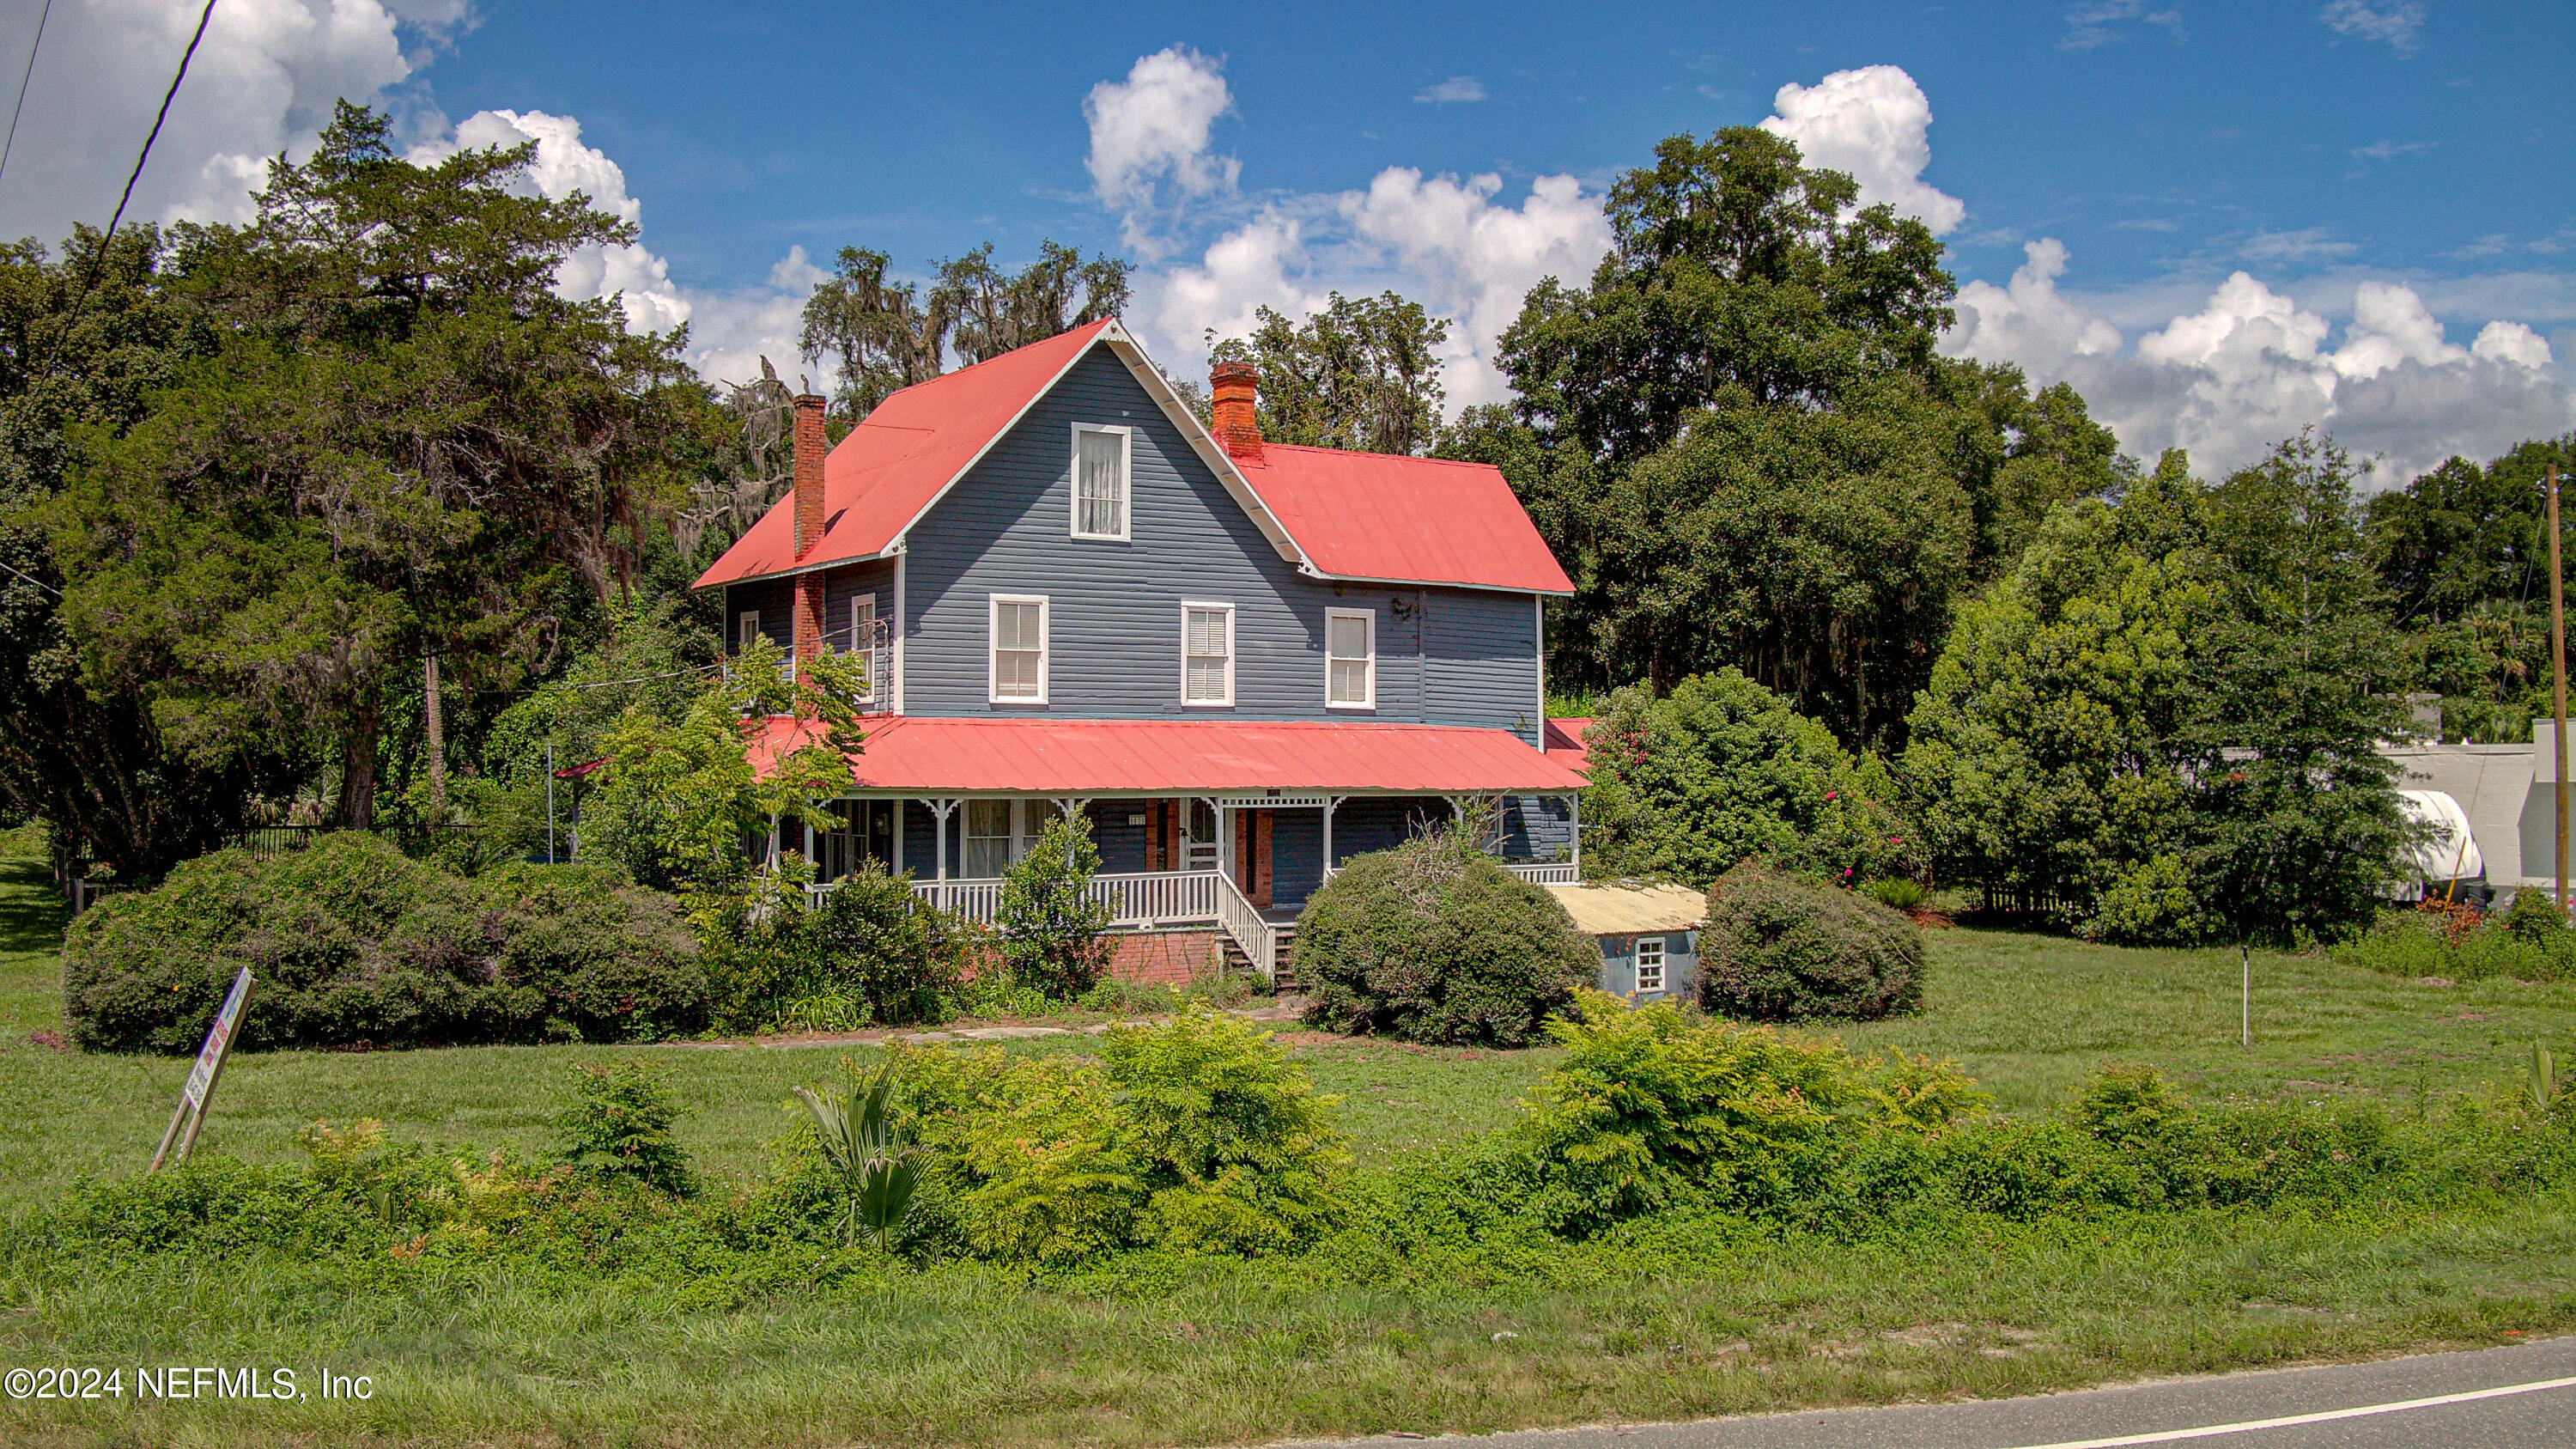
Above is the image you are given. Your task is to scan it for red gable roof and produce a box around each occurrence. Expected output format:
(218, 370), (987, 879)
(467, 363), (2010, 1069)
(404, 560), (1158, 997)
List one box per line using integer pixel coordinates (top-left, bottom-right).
(1243, 445), (1572, 594)
(692, 320), (1571, 596)
(693, 320), (1115, 589)
(746, 715), (1589, 795)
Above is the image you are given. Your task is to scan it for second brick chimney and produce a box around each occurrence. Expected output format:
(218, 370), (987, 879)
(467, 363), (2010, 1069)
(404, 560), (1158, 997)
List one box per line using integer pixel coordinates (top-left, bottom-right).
(791, 393), (828, 667)
(1209, 360), (1263, 465)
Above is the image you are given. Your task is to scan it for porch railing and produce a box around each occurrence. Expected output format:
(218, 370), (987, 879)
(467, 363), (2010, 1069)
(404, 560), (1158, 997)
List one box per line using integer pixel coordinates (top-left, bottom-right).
(890, 869), (1226, 931)
(1322, 860), (1580, 886)
(1212, 870), (1277, 981)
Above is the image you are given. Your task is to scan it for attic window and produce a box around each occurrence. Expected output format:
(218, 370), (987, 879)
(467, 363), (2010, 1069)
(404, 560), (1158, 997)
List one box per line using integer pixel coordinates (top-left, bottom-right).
(1072, 424), (1132, 541)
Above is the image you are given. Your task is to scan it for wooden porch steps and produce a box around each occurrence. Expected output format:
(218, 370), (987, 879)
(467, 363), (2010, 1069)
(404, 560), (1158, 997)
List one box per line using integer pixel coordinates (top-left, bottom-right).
(1223, 922), (1300, 991)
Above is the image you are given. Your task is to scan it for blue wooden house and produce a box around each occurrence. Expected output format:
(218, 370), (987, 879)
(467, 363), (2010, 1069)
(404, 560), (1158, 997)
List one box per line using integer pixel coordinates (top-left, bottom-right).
(693, 320), (1589, 979)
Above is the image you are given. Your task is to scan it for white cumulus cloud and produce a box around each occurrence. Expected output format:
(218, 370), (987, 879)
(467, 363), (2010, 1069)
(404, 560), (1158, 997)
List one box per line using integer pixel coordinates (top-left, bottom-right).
(1758, 64), (1965, 234)
(1942, 239), (2573, 481)
(1082, 44), (1237, 249)
(0, 0), (421, 242)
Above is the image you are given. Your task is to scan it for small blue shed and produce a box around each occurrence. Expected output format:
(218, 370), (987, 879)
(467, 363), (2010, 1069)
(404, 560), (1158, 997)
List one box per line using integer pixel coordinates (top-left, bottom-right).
(1545, 881), (1705, 1004)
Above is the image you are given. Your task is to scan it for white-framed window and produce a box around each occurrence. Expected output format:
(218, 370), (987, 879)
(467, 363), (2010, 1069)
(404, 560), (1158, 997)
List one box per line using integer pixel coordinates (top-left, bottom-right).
(961, 799), (1066, 879)
(988, 594), (1048, 703)
(1071, 423), (1132, 541)
(1326, 607), (1375, 709)
(848, 594), (877, 702)
(1635, 935), (1667, 995)
(963, 799), (1014, 879)
(1182, 601), (1234, 707)
(736, 610), (762, 651)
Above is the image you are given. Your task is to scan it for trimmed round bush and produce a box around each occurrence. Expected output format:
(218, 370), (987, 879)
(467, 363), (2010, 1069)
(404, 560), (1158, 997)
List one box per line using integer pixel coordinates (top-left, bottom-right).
(63, 833), (705, 1052)
(1700, 861), (1923, 1021)
(1295, 835), (1594, 1045)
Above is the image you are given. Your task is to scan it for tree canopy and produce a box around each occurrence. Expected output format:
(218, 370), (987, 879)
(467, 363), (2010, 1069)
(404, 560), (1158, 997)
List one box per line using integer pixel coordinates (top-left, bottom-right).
(799, 240), (1131, 420)
(1446, 126), (2122, 746)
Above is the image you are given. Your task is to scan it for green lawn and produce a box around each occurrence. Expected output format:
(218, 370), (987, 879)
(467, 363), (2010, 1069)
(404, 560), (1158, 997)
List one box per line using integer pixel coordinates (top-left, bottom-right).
(3, 849), (2575, 1447)
(6, 852), (2570, 1204)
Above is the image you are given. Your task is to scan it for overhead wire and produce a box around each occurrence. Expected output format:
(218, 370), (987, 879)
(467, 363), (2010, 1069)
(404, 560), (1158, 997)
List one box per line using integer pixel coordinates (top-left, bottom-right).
(0, 0), (53, 201)
(96, 0), (217, 256)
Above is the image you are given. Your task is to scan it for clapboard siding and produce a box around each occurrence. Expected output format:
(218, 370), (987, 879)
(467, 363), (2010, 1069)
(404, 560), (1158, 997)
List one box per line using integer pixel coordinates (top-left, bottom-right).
(1425, 592), (1541, 743)
(878, 347), (1540, 729)
(1501, 795), (1576, 862)
(724, 576), (797, 653)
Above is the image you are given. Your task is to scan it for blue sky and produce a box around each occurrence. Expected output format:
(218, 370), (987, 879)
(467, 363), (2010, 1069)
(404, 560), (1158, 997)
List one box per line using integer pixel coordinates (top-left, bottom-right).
(413, 1), (2569, 320)
(2, 0), (2569, 477)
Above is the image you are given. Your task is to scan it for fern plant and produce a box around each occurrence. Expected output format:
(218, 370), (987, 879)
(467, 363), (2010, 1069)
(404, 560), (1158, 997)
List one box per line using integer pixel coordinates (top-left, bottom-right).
(794, 1068), (923, 1249)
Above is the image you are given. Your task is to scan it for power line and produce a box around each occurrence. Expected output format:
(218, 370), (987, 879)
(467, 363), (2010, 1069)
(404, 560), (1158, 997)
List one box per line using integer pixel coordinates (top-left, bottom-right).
(0, 0), (53, 200)
(100, 0), (217, 247)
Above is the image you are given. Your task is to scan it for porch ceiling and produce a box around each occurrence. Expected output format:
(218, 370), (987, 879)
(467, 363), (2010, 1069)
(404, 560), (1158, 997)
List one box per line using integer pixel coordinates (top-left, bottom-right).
(746, 715), (1589, 796)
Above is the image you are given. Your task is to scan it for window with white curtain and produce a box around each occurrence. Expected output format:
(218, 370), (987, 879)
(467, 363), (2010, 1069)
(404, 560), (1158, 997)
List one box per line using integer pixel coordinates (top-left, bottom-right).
(1182, 602), (1233, 706)
(963, 799), (1013, 879)
(989, 595), (1048, 703)
(962, 799), (1066, 878)
(1326, 608), (1374, 709)
(1071, 425), (1131, 540)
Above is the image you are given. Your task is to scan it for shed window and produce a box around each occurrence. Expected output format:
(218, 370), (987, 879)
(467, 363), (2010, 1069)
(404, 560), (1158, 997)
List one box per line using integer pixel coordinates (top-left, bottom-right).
(1635, 936), (1666, 995)
(990, 595), (1048, 703)
(1182, 602), (1233, 706)
(736, 610), (762, 651)
(1072, 425), (1131, 540)
(1326, 608), (1374, 709)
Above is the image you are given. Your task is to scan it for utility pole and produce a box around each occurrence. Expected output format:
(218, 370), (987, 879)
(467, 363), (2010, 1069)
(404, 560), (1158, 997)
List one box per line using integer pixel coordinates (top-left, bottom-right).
(424, 653), (447, 823)
(2554, 464), (2568, 911)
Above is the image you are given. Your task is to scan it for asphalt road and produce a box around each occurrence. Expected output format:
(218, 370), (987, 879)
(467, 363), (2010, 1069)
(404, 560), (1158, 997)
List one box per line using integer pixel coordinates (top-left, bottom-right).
(1265, 1337), (2576, 1448)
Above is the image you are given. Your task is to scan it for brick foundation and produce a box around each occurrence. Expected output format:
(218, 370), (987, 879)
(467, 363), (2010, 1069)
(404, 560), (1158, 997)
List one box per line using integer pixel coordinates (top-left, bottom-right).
(1107, 930), (1224, 987)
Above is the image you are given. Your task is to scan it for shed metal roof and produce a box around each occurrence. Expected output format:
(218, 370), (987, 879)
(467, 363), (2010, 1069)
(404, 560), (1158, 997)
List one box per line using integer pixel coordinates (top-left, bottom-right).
(1544, 881), (1707, 936)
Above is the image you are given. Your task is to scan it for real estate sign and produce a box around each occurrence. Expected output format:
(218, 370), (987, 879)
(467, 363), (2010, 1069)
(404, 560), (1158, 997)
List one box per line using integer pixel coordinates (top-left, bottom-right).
(150, 968), (254, 1172)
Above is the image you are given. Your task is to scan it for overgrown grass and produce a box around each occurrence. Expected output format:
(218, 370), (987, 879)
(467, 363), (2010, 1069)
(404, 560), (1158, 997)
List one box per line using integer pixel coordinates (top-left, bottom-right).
(5, 851), (2576, 1446)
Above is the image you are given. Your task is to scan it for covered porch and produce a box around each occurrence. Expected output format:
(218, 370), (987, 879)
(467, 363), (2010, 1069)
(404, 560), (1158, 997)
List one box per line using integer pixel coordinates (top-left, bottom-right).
(791, 792), (1580, 978)
(747, 713), (1591, 979)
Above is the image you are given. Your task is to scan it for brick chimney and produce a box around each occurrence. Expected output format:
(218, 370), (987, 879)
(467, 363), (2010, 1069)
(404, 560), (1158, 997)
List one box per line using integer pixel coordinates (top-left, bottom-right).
(791, 393), (827, 667)
(1209, 360), (1263, 464)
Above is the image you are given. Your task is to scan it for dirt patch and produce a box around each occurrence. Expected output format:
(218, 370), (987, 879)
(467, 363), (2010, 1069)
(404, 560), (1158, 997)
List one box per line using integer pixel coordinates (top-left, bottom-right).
(19, 1030), (69, 1052)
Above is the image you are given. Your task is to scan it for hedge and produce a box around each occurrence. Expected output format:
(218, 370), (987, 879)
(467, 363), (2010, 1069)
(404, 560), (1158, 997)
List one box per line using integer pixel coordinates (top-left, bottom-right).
(63, 833), (705, 1051)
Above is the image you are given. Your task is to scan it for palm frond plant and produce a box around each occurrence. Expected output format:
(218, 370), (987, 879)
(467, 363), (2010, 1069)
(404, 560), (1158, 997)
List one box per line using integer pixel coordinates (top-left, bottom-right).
(2524, 1039), (2564, 1118)
(794, 1068), (924, 1249)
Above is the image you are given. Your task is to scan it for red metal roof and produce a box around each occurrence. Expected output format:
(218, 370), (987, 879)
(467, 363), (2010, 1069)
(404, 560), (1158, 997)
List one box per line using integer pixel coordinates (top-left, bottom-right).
(745, 715), (1589, 795)
(693, 320), (1116, 589)
(1542, 716), (1594, 776)
(1242, 445), (1572, 594)
(691, 320), (1571, 596)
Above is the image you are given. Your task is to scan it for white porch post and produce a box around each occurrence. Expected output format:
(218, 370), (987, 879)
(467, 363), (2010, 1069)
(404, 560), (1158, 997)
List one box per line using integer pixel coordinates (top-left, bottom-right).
(892, 801), (904, 875)
(924, 798), (958, 882)
(1322, 795), (1343, 874)
(1570, 792), (1582, 874)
